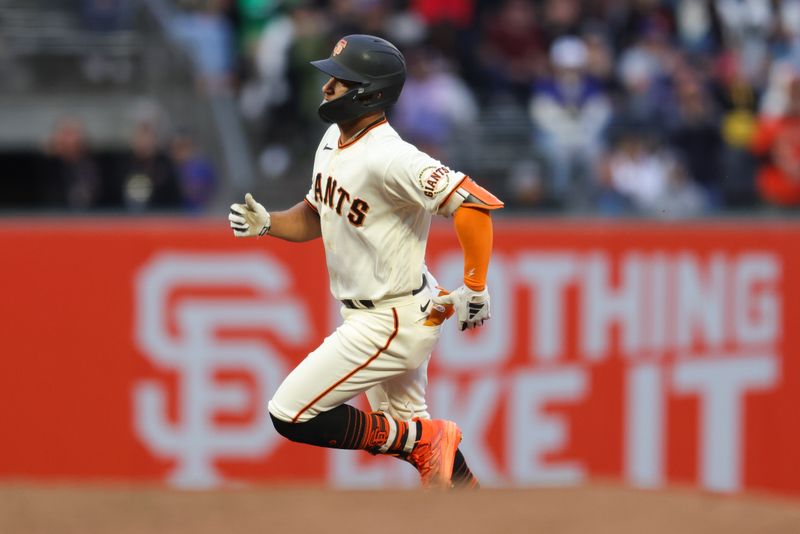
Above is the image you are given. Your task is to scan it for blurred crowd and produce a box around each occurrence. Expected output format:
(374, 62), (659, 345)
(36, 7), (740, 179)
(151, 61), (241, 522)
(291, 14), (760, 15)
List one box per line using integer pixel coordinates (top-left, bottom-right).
(7, 0), (800, 216)
(0, 0), (221, 213)
(30, 110), (217, 213)
(185, 0), (799, 216)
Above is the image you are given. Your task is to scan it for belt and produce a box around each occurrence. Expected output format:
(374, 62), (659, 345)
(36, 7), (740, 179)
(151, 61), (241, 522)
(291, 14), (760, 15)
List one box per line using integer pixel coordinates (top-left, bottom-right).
(341, 276), (428, 310)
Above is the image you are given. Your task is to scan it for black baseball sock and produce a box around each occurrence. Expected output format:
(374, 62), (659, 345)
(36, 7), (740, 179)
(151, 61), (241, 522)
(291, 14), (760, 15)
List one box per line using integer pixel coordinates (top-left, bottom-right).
(451, 448), (480, 488)
(270, 404), (419, 453)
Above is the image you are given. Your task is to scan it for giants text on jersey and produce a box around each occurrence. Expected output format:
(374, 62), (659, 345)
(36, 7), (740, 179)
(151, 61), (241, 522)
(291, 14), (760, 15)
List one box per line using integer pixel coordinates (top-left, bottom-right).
(304, 119), (468, 301)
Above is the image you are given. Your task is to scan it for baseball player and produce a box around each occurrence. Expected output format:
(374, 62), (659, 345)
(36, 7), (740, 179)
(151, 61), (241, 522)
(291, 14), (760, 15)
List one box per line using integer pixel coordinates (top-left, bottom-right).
(229, 34), (502, 489)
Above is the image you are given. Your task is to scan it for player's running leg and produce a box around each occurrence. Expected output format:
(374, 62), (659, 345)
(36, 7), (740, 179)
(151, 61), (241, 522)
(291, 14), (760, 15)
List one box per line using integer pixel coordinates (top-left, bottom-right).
(365, 363), (479, 489)
(267, 300), (460, 489)
(270, 404), (460, 488)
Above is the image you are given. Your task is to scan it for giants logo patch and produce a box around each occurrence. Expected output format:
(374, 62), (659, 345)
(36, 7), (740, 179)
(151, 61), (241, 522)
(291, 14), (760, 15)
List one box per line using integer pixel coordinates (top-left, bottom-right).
(332, 39), (347, 56)
(418, 166), (450, 198)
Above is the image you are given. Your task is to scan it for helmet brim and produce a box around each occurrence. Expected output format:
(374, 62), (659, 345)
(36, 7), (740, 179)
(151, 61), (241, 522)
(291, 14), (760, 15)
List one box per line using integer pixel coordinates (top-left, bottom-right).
(311, 58), (369, 84)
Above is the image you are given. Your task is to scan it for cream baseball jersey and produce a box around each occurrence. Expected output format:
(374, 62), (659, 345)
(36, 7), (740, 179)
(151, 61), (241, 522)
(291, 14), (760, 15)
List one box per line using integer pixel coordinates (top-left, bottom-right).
(304, 118), (468, 301)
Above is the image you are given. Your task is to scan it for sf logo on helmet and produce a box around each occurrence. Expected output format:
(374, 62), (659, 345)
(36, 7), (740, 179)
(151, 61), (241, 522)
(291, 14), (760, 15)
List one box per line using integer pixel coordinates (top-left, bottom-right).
(332, 39), (348, 56)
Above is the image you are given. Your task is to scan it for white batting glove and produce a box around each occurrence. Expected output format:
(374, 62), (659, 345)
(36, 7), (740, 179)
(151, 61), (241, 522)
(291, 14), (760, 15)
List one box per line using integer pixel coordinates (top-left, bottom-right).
(432, 285), (490, 331)
(229, 193), (271, 237)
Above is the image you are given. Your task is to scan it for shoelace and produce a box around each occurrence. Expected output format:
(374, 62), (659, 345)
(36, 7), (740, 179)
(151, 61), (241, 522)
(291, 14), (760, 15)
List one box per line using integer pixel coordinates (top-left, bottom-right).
(408, 429), (443, 481)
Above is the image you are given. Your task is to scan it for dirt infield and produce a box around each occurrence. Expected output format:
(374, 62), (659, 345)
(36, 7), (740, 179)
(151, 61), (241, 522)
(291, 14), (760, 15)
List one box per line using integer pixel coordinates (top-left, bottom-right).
(1, 483), (799, 534)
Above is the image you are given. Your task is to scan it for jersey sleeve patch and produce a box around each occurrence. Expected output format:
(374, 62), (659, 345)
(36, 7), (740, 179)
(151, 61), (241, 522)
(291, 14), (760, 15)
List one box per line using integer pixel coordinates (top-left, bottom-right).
(417, 165), (452, 198)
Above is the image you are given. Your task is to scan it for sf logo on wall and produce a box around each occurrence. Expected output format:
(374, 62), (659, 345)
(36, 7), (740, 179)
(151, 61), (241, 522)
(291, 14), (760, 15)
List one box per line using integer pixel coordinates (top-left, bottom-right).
(132, 252), (310, 487)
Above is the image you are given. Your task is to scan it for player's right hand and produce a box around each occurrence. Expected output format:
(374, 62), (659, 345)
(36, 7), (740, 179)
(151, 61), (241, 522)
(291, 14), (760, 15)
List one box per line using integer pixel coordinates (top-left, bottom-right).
(431, 285), (490, 331)
(229, 193), (271, 238)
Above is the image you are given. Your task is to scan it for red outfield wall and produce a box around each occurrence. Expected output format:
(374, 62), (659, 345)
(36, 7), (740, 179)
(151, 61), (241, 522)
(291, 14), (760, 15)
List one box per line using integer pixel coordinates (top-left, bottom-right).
(0, 219), (798, 494)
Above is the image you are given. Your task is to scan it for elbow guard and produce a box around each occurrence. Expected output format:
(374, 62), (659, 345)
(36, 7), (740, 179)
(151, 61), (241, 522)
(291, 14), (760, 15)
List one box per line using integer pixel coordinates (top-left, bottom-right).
(439, 177), (504, 215)
(458, 177), (504, 210)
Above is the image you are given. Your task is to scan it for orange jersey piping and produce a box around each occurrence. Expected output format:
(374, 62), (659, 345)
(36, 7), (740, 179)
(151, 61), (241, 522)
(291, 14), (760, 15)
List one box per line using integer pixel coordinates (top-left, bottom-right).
(291, 308), (399, 423)
(304, 197), (319, 213)
(338, 117), (388, 149)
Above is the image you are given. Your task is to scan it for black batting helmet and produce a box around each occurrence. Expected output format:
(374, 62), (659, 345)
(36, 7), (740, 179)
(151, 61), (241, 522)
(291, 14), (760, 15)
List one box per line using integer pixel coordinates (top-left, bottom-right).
(311, 34), (406, 124)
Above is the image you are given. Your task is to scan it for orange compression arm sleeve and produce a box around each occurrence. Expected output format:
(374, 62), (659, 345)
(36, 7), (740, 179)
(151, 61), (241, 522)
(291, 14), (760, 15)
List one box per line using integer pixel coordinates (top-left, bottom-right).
(453, 206), (493, 291)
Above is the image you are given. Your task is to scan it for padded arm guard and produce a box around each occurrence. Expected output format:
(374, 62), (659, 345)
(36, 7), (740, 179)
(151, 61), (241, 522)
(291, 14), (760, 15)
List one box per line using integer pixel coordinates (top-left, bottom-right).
(439, 177), (504, 216)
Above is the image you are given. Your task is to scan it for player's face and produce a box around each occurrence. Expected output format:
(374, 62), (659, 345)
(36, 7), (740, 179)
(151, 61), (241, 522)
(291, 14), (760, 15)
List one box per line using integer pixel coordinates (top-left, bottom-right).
(322, 77), (358, 101)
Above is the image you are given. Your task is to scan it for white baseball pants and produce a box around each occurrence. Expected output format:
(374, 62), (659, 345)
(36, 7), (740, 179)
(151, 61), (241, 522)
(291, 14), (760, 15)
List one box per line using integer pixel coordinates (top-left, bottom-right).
(268, 285), (441, 423)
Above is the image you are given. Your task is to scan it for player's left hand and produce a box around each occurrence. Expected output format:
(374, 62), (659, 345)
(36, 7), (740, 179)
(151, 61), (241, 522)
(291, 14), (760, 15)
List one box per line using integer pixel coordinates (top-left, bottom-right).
(229, 193), (271, 237)
(431, 285), (490, 331)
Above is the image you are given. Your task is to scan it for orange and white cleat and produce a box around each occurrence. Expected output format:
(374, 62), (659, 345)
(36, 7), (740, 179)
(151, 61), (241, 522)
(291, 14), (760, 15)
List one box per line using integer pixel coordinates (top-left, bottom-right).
(406, 418), (462, 489)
